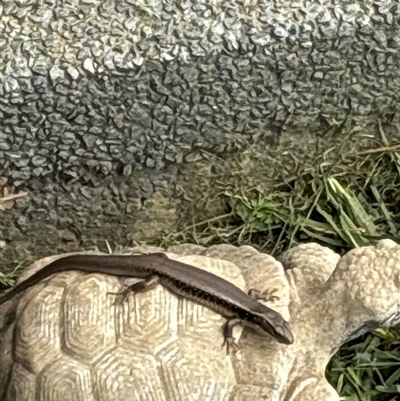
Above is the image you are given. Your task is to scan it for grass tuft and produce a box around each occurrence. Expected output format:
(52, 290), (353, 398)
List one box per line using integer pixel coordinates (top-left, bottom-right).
(159, 135), (400, 401)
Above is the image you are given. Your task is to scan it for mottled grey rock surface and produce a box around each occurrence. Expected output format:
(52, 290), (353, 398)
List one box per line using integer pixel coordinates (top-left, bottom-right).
(1, 0), (399, 267)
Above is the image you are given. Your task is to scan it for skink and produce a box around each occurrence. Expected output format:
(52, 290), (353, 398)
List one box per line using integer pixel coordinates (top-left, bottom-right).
(0, 253), (294, 351)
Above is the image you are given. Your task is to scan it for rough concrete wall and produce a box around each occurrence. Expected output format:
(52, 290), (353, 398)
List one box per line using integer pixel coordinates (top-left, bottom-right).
(0, 0), (399, 266)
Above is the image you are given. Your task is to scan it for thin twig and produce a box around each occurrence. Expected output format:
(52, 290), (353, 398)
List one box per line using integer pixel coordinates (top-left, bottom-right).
(0, 192), (28, 203)
(357, 145), (400, 155)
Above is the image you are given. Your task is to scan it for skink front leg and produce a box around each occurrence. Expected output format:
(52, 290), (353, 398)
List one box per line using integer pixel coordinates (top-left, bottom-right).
(108, 275), (160, 301)
(248, 287), (280, 302)
(222, 318), (242, 355)
(221, 288), (280, 354)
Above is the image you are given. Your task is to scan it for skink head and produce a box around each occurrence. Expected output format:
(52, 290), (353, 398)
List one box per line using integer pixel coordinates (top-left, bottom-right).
(251, 313), (294, 345)
(270, 319), (294, 344)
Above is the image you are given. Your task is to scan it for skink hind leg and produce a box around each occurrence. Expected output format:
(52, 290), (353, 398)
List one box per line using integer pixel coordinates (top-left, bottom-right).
(222, 318), (242, 354)
(108, 275), (160, 302)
